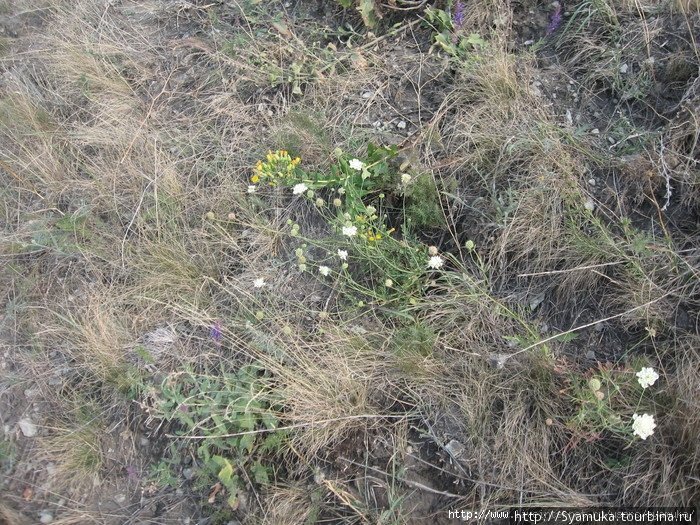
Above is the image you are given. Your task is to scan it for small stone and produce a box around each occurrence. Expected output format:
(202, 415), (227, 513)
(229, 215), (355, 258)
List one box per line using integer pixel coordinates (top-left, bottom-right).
(396, 120), (406, 129)
(594, 322), (604, 332)
(39, 511), (53, 524)
(114, 494), (126, 504)
(584, 198), (595, 211)
(18, 418), (38, 437)
(445, 439), (466, 459)
(585, 350), (597, 360)
(591, 128), (600, 135)
(619, 63), (629, 74)
(139, 437), (149, 447)
(361, 91), (373, 99)
(183, 468), (194, 480)
(608, 136), (616, 145)
(588, 178), (596, 186)
(523, 39), (534, 45)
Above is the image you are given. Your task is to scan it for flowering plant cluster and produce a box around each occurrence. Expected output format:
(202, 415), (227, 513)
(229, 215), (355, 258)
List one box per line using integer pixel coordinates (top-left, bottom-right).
(566, 363), (661, 443)
(250, 150), (302, 188)
(246, 146), (456, 307)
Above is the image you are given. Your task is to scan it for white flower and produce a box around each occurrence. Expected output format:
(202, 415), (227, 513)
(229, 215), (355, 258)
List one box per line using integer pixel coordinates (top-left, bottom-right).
(333, 198), (342, 207)
(253, 278), (266, 288)
(401, 173), (412, 185)
(247, 185), (257, 193)
(337, 249), (348, 260)
(342, 225), (357, 237)
(636, 367), (659, 389)
(319, 266), (331, 276)
(292, 183), (308, 195)
(385, 279), (393, 288)
(366, 205), (376, 215)
(337, 187), (346, 195)
(428, 255), (444, 270)
(349, 159), (364, 171)
(632, 413), (656, 440)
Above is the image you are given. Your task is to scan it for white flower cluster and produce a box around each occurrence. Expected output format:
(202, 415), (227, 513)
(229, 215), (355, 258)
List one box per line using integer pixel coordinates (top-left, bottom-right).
(632, 413), (656, 440)
(631, 366), (660, 440)
(636, 367), (659, 389)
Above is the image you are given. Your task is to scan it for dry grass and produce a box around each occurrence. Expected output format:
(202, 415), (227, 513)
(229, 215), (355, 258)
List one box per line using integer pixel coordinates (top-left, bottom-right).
(1, 0), (699, 522)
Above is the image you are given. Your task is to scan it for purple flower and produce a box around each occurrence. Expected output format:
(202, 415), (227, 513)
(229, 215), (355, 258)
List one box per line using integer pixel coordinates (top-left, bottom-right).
(125, 465), (140, 481)
(547, 2), (563, 35)
(453, 0), (465, 30)
(209, 320), (222, 344)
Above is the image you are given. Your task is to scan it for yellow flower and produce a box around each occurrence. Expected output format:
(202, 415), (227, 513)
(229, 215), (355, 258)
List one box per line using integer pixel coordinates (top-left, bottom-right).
(251, 174), (260, 183)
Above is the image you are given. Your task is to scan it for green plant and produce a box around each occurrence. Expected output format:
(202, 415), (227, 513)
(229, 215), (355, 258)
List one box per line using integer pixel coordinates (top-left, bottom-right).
(564, 362), (660, 441)
(403, 172), (449, 228)
(424, 6), (486, 58)
(156, 364), (284, 510)
(148, 458), (179, 489)
(337, 0), (381, 29)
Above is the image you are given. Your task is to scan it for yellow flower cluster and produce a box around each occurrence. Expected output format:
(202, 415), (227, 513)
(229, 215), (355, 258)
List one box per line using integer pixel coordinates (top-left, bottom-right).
(251, 150), (301, 186)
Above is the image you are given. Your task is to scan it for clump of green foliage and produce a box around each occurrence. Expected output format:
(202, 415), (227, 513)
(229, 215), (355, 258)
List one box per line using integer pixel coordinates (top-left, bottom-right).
(156, 364), (284, 510)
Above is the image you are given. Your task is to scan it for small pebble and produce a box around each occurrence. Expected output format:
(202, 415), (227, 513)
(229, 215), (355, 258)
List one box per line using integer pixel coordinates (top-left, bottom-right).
(584, 198), (596, 211)
(445, 439), (466, 459)
(18, 418), (38, 437)
(588, 178), (596, 186)
(396, 120), (406, 129)
(591, 128), (600, 134)
(114, 494), (126, 504)
(39, 511), (53, 524)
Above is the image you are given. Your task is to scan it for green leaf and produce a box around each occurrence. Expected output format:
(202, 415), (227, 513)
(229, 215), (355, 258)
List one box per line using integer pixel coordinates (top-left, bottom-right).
(551, 332), (579, 343)
(216, 457), (234, 484)
(251, 461), (269, 485)
(358, 0), (379, 28)
(262, 412), (278, 430)
(464, 33), (487, 48)
(238, 412), (255, 431)
(240, 432), (255, 454)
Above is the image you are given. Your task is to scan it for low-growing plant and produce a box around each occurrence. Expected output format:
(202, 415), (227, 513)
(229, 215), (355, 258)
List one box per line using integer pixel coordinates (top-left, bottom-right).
(564, 362), (662, 443)
(337, 0), (382, 29)
(156, 364), (284, 510)
(424, 4), (487, 58)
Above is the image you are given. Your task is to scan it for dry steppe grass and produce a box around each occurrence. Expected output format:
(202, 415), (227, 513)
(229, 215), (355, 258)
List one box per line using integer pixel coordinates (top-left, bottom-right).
(1, 0), (698, 523)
